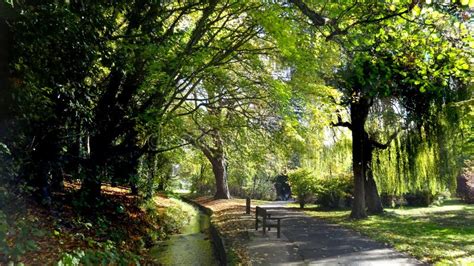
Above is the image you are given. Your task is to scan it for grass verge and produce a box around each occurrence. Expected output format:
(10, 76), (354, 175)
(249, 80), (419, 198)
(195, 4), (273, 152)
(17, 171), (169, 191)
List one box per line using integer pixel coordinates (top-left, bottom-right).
(291, 200), (474, 265)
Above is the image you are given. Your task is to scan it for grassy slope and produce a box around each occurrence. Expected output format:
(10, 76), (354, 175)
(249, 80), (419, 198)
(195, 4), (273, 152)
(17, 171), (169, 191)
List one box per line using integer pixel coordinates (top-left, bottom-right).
(0, 183), (195, 264)
(294, 200), (474, 265)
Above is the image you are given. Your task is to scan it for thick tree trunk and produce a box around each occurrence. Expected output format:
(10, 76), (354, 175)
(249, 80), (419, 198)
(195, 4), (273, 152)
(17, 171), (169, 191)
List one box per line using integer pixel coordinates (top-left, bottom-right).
(363, 138), (384, 214)
(0, 19), (9, 140)
(81, 163), (102, 204)
(364, 156), (383, 214)
(365, 172), (383, 213)
(145, 153), (156, 198)
(350, 100), (369, 219)
(211, 154), (231, 199)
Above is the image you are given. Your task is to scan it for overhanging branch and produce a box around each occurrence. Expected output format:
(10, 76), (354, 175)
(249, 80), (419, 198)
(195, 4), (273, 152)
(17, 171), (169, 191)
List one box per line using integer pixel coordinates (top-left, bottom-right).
(370, 126), (408, 150)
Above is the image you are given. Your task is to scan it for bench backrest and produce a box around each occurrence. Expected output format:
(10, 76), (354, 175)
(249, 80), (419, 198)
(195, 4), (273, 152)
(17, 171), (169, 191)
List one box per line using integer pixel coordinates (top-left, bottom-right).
(256, 206), (267, 217)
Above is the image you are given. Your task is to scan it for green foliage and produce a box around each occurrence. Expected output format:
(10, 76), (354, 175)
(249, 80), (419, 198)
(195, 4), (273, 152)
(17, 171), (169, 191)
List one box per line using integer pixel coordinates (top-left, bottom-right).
(140, 196), (195, 242)
(314, 173), (353, 209)
(0, 187), (46, 263)
(0, 210), (43, 263)
(288, 168), (316, 208)
(56, 241), (140, 266)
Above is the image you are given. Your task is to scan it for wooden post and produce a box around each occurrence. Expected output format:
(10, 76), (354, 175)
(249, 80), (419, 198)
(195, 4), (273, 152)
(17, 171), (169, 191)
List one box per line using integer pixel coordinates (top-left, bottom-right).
(246, 197), (251, 214)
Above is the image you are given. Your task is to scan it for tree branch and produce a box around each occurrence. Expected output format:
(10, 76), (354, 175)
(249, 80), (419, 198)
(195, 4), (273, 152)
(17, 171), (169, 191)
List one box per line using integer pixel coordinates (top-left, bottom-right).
(289, 0), (328, 26)
(370, 126), (407, 150)
(330, 114), (352, 130)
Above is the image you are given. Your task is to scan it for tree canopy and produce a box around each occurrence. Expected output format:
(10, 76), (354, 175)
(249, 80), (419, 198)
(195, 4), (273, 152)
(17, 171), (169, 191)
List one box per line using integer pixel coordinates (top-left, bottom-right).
(0, 0), (472, 218)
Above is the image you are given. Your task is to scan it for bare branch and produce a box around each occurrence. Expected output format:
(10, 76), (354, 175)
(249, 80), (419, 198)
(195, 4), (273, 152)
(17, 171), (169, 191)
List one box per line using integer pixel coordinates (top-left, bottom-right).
(289, 0), (329, 26)
(331, 114), (352, 130)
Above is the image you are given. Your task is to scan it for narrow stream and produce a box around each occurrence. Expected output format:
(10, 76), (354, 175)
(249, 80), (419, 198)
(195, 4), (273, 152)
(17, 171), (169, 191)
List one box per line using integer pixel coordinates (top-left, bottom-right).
(149, 204), (217, 265)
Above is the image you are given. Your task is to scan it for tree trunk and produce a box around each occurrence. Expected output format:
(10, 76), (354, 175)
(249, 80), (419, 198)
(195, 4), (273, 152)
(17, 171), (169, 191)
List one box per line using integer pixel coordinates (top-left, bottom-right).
(145, 153), (156, 198)
(350, 99), (369, 219)
(211, 154), (231, 199)
(362, 136), (384, 214)
(365, 171), (383, 214)
(81, 164), (102, 204)
(80, 135), (106, 204)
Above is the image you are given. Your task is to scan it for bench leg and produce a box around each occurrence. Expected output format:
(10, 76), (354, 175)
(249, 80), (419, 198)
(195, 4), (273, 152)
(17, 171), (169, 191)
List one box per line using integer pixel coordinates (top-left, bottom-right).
(277, 220), (281, 238)
(267, 214), (271, 231)
(263, 216), (266, 235)
(255, 211), (258, 230)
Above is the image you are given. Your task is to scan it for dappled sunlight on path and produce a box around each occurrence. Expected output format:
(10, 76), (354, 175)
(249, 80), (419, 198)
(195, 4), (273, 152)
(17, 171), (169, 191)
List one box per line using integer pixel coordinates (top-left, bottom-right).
(247, 202), (423, 265)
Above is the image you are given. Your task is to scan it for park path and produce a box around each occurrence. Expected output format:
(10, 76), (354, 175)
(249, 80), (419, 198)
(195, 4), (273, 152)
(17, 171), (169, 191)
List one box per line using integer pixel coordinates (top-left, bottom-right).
(247, 201), (423, 265)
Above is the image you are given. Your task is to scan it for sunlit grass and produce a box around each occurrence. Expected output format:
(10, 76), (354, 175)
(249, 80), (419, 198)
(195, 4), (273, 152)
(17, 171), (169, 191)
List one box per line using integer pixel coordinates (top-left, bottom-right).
(293, 200), (474, 265)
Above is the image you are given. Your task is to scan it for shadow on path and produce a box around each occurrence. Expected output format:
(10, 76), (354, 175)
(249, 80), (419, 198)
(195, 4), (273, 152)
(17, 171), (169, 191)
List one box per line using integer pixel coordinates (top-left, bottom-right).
(247, 202), (424, 265)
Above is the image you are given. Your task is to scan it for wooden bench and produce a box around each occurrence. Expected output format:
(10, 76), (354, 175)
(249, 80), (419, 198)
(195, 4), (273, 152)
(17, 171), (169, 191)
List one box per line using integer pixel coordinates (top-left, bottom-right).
(255, 206), (282, 238)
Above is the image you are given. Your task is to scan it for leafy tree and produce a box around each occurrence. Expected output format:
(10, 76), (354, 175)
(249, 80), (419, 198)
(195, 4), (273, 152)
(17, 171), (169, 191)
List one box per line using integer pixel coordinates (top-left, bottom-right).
(6, 1), (267, 204)
(261, 0), (472, 218)
(180, 56), (284, 198)
(331, 5), (472, 217)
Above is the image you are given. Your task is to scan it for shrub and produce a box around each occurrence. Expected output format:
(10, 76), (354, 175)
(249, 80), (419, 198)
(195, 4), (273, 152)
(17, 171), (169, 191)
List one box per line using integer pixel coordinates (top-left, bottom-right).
(404, 190), (434, 207)
(457, 165), (474, 204)
(381, 194), (406, 208)
(287, 168), (315, 208)
(314, 173), (353, 209)
(57, 241), (140, 266)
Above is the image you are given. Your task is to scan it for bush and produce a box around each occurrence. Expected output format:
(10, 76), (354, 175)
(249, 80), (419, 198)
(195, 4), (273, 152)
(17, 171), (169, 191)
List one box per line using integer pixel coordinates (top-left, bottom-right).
(314, 173), (353, 209)
(57, 241), (140, 266)
(381, 194), (406, 208)
(287, 168), (315, 208)
(404, 190), (434, 207)
(288, 169), (353, 209)
(457, 165), (474, 204)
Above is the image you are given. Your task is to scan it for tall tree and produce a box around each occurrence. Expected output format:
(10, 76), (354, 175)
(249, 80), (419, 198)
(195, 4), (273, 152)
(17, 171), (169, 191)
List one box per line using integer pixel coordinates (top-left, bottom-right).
(261, 0), (472, 218)
(181, 54), (280, 199)
(331, 5), (472, 217)
(6, 1), (266, 204)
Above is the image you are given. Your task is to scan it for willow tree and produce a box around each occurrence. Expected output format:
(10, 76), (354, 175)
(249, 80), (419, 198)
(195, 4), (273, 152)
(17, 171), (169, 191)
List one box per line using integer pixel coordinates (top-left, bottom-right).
(331, 5), (472, 218)
(258, 0), (420, 218)
(258, 0), (472, 218)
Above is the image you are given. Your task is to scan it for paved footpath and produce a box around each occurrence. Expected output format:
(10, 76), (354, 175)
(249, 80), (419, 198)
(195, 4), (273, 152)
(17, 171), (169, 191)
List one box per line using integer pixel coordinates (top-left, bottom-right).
(247, 202), (424, 265)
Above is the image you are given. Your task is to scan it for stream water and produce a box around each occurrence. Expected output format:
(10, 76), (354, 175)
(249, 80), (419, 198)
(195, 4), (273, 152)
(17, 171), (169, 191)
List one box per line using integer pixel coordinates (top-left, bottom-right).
(149, 205), (217, 265)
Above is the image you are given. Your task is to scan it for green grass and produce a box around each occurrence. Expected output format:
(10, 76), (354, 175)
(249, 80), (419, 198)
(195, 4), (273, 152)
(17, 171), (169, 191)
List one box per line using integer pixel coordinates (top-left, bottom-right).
(291, 200), (474, 265)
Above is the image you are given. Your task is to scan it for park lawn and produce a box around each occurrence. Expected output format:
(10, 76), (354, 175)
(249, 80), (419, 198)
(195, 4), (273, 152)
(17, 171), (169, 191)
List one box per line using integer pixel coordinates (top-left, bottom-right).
(294, 200), (474, 265)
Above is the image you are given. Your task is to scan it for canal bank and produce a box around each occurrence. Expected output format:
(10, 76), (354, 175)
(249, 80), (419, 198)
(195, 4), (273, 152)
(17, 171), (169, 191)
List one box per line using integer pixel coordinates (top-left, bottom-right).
(149, 198), (220, 265)
(188, 196), (261, 265)
(181, 196), (228, 265)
